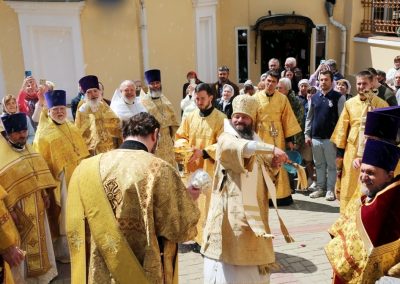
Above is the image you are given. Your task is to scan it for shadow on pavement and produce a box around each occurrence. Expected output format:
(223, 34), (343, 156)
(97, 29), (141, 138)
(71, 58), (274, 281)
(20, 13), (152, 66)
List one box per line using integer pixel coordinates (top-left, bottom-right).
(280, 199), (339, 213)
(273, 252), (317, 273)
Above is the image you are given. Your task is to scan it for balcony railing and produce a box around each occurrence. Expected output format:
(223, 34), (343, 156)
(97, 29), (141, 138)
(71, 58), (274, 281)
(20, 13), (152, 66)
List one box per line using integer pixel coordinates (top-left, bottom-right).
(361, 0), (400, 36)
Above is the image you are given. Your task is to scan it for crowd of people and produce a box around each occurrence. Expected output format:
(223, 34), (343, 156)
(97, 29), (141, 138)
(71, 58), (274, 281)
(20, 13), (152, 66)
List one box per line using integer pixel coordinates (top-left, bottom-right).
(0, 54), (399, 284)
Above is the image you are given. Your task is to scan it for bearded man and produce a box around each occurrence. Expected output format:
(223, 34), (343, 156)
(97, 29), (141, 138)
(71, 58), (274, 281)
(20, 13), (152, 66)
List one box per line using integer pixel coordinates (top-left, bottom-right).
(0, 113), (58, 283)
(325, 138), (400, 283)
(202, 95), (294, 284)
(331, 71), (388, 213)
(75, 75), (121, 155)
(140, 69), (180, 166)
(110, 80), (147, 122)
(175, 82), (226, 246)
(67, 112), (200, 283)
(33, 90), (89, 262)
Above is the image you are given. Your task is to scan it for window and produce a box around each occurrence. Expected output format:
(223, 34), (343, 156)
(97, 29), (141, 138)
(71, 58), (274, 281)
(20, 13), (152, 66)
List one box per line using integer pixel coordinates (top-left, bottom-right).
(361, 0), (400, 36)
(236, 28), (249, 84)
(315, 25), (327, 68)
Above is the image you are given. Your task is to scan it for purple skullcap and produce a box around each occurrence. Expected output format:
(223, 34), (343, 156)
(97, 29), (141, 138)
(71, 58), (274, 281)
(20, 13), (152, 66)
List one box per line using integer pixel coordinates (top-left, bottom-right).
(144, 69), (161, 84)
(362, 139), (400, 172)
(79, 75), (99, 93)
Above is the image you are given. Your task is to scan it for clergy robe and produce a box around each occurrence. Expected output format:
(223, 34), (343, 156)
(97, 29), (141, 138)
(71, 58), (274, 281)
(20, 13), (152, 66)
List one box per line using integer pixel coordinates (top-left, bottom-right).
(202, 122), (293, 269)
(67, 141), (199, 284)
(141, 94), (180, 167)
(0, 136), (58, 283)
(175, 107), (226, 243)
(33, 113), (89, 261)
(0, 185), (19, 284)
(254, 90), (302, 204)
(330, 94), (388, 213)
(325, 176), (400, 284)
(75, 101), (121, 155)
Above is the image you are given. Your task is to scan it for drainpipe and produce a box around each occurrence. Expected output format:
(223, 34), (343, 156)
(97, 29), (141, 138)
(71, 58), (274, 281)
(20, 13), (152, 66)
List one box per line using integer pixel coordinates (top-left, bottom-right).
(139, 0), (149, 71)
(325, 0), (346, 75)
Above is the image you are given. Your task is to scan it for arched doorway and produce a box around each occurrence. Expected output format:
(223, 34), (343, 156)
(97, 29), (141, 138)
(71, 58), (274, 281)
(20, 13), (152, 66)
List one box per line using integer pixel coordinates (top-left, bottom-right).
(253, 14), (315, 77)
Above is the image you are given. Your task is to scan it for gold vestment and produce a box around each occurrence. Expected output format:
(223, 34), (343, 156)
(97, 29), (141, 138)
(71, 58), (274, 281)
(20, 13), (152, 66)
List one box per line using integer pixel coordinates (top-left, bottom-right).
(202, 130), (286, 266)
(75, 101), (121, 155)
(330, 94), (388, 213)
(254, 90), (302, 201)
(0, 185), (19, 284)
(67, 149), (199, 284)
(175, 108), (226, 243)
(34, 115), (89, 236)
(325, 179), (400, 283)
(141, 94), (180, 166)
(0, 137), (57, 277)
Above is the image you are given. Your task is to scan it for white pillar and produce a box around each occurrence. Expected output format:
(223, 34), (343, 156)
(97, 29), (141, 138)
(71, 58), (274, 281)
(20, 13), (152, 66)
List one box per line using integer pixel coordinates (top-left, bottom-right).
(5, 1), (85, 102)
(192, 0), (218, 83)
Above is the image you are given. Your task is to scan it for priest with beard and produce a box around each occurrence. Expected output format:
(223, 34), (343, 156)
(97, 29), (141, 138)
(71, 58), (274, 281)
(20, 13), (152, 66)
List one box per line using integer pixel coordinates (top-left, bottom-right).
(201, 95), (294, 284)
(326, 106), (400, 283)
(110, 80), (147, 123)
(0, 113), (58, 283)
(33, 90), (89, 263)
(141, 69), (180, 166)
(75, 75), (121, 155)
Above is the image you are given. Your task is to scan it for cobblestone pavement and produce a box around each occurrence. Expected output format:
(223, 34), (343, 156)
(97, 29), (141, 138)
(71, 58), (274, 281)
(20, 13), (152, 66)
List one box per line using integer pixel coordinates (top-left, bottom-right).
(178, 192), (340, 284)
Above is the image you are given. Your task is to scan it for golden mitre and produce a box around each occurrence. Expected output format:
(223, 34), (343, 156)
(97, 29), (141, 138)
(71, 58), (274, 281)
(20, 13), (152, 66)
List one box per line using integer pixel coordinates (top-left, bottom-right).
(231, 95), (259, 122)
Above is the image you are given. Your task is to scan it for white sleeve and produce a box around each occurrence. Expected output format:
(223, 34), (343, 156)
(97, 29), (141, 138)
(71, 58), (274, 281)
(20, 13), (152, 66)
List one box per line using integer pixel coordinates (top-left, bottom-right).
(243, 141), (257, 158)
(31, 102), (43, 123)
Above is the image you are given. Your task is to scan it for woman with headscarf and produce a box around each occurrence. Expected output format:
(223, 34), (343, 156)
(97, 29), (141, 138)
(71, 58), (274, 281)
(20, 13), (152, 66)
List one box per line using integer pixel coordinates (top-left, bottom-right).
(1, 94), (36, 143)
(215, 84), (235, 118)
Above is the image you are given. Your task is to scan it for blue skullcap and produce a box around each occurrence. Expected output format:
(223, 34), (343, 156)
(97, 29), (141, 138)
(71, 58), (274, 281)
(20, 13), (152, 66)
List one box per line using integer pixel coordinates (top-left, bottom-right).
(45, 90), (67, 108)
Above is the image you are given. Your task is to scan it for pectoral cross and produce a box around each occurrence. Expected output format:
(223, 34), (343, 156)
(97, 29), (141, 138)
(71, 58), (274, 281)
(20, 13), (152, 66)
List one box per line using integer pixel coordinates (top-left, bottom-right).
(269, 121), (278, 147)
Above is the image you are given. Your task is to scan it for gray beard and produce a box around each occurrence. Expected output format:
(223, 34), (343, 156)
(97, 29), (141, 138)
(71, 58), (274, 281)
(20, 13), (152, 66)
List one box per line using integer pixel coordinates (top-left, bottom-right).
(87, 98), (101, 112)
(123, 96), (135, 105)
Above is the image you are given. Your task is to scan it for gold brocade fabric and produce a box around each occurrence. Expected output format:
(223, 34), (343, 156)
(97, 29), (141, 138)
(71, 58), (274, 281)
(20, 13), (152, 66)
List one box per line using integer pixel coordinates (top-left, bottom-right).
(34, 116), (89, 199)
(67, 150), (199, 284)
(326, 182), (400, 283)
(0, 138), (57, 277)
(0, 185), (20, 252)
(175, 108), (226, 174)
(201, 132), (276, 266)
(175, 108), (226, 243)
(330, 95), (388, 213)
(141, 94), (180, 167)
(254, 90), (302, 200)
(33, 115), (89, 238)
(75, 101), (121, 155)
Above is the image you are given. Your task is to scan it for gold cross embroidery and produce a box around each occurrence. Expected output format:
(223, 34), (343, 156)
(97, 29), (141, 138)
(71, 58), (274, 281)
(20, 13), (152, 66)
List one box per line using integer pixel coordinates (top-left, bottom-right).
(104, 234), (119, 255)
(69, 231), (82, 252)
